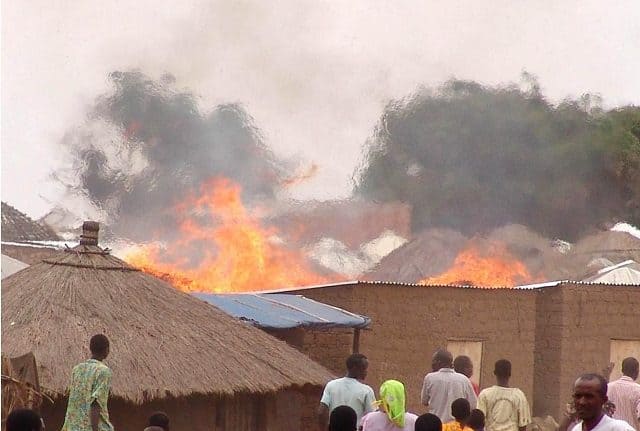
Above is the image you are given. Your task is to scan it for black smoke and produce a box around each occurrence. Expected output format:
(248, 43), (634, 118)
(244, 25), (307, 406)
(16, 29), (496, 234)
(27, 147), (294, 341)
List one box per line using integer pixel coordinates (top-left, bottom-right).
(355, 76), (640, 240)
(54, 70), (288, 240)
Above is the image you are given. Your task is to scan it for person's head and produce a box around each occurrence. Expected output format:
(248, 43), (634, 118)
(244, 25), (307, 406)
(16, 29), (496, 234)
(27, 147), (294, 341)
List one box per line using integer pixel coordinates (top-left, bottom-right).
(621, 357), (639, 380)
(148, 412), (169, 431)
(346, 353), (368, 380)
(329, 405), (357, 431)
(454, 355), (474, 378)
(379, 380), (407, 427)
(90, 334), (110, 360)
(6, 409), (44, 431)
(494, 359), (511, 380)
(451, 398), (471, 422)
(573, 374), (608, 421)
(432, 350), (453, 371)
(467, 409), (485, 431)
(415, 413), (443, 431)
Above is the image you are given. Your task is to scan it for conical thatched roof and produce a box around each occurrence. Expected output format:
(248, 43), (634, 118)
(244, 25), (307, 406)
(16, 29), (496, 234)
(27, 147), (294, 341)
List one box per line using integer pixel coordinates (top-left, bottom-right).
(1, 223), (332, 403)
(1, 202), (61, 242)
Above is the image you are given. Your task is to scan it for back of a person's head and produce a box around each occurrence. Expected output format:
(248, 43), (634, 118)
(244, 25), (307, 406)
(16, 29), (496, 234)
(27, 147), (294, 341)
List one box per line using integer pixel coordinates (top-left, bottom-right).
(329, 405), (357, 431)
(451, 398), (471, 421)
(346, 353), (367, 371)
(621, 357), (639, 378)
(90, 333), (110, 356)
(468, 409), (485, 430)
(453, 355), (472, 374)
(148, 412), (169, 431)
(494, 359), (511, 378)
(6, 409), (43, 431)
(415, 413), (442, 431)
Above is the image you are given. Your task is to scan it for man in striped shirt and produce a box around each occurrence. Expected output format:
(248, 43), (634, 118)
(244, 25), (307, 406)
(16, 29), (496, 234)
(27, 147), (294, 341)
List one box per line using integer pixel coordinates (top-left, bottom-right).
(607, 357), (640, 430)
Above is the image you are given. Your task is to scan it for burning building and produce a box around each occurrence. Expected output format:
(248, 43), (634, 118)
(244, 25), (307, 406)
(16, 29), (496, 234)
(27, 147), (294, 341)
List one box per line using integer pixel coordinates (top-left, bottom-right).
(1, 222), (334, 431)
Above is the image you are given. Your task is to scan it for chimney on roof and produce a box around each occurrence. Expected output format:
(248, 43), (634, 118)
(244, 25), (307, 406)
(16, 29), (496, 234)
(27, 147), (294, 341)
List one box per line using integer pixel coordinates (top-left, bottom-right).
(80, 221), (100, 246)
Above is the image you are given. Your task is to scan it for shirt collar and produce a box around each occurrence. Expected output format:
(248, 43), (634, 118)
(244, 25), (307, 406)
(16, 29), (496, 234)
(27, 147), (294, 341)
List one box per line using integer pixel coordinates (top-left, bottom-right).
(438, 368), (455, 373)
(619, 376), (635, 382)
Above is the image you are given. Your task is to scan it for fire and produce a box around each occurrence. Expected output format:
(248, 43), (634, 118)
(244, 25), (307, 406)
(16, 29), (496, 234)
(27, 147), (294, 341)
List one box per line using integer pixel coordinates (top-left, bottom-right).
(281, 163), (319, 187)
(122, 177), (331, 293)
(420, 242), (536, 287)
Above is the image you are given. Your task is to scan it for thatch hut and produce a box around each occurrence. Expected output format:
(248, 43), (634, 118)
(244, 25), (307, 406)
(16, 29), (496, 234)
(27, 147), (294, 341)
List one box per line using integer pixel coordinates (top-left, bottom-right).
(1, 202), (62, 264)
(2, 222), (333, 431)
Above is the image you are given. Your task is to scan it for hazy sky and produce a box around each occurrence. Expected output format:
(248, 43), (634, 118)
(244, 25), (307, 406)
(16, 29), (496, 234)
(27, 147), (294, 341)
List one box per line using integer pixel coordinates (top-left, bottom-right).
(2, 0), (639, 218)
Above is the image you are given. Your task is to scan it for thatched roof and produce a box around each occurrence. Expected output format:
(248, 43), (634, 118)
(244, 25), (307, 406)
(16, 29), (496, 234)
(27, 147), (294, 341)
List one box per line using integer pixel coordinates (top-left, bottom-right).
(1, 202), (61, 242)
(1, 223), (333, 403)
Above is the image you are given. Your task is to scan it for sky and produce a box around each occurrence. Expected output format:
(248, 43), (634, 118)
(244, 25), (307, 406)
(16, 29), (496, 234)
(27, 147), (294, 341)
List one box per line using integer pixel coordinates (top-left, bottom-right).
(2, 0), (640, 219)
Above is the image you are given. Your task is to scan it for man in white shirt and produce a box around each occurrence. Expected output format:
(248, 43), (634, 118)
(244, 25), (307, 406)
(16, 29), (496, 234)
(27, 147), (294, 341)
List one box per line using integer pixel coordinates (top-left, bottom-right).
(570, 374), (635, 431)
(607, 357), (640, 430)
(421, 349), (477, 422)
(318, 353), (376, 430)
(477, 359), (531, 431)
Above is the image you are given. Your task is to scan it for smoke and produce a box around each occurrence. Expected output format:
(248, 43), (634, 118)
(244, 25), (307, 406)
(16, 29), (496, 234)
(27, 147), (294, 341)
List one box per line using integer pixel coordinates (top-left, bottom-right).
(355, 76), (640, 240)
(53, 70), (289, 240)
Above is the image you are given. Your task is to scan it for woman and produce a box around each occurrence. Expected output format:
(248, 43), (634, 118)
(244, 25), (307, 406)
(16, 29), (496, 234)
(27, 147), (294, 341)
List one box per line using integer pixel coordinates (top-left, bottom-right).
(361, 380), (417, 431)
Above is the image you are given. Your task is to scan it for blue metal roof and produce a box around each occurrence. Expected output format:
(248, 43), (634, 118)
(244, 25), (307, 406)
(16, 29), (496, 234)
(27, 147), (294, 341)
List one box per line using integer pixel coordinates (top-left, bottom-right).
(192, 293), (371, 330)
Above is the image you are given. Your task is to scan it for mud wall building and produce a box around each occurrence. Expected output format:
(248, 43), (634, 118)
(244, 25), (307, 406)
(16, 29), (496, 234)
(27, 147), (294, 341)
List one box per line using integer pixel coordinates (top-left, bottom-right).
(281, 281), (640, 420)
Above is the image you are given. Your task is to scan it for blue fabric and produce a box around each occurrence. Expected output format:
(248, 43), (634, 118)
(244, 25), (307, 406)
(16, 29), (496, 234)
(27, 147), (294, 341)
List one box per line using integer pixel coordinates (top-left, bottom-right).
(192, 293), (371, 329)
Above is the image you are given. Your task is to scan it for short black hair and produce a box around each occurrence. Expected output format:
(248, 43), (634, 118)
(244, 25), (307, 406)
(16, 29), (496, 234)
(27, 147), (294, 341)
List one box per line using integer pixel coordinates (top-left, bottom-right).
(329, 405), (357, 431)
(148, 412), (169, 430)
(451, 398), (471, 421)
(6, 409), (43, 431)
(346, 353), (367, 371)
(576, 373), (608, 397)
(90, 334), (110, 355)
(468, 409), (485, 430)
(622, 357), (639, 376)
(415, 413), (443, 431)
(454, 356), (472, 373)
(494, 359), (511, 378)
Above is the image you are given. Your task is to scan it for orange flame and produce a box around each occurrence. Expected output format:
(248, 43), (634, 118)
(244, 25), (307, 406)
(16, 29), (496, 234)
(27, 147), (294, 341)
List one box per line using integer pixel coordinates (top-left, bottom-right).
(122, 177), (331, 292)
(420, 242), (536, 288)
(281, 163), (319, 187)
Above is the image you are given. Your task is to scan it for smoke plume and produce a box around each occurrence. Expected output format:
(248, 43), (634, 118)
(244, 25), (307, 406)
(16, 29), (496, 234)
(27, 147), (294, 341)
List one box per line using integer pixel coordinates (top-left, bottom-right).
(355, 76), (640, 240)
(54, 70), (288, 240)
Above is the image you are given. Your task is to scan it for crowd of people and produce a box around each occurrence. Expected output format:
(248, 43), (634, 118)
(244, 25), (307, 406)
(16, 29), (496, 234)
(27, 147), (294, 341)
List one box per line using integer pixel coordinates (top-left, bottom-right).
(4, 335), (640, 431)
(318, 351), (640, 431)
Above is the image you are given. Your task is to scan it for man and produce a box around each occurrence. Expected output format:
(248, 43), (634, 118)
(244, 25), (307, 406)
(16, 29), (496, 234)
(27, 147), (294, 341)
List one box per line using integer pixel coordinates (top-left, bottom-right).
(570, 374), (634, 431)
(6, 409), (44, 431)
(415, 414), (443, 431)
(62, 334), (113, 431)
(477, 360), (530, 431)
(455, 356), (480, 396)
(422, 349), (477, 422)
(318, 353), (376, 430)
(442, 398), (474, 431)
(329, 406), (358, 431)
(607, 357), (640, 430)
(144, 412), (170, 431)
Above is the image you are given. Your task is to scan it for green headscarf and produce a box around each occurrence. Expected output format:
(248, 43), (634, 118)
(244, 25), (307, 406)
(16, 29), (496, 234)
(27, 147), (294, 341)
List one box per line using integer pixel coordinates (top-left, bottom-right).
(378, 379), (406, 428)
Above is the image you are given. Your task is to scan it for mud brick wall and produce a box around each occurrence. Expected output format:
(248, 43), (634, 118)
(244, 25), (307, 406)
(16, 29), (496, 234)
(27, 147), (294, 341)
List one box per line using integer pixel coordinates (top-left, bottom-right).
(268, 327), (352, 376)
(555, 284), (640, 420)
(532, 286), (564, 417)
(290, 283), (538, 414)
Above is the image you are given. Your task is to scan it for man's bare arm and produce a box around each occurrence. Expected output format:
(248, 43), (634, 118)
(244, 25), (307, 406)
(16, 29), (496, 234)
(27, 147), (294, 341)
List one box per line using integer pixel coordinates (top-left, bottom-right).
(90, 401), (101, 431)
(317, 403), (329, 431)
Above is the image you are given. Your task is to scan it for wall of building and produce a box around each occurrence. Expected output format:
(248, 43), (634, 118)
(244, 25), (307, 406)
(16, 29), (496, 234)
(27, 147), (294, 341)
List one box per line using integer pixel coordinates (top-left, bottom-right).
(291, 283), (538, 415)
(557, 284), (640, 420)
(40, 388), (322, 431)
(287, 282), (640, 421)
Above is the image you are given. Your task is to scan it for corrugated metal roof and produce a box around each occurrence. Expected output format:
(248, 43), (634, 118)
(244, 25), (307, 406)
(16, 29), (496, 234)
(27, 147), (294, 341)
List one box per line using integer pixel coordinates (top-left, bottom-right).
(193, 292), (371, 330)
(254, 279), (638, 294)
